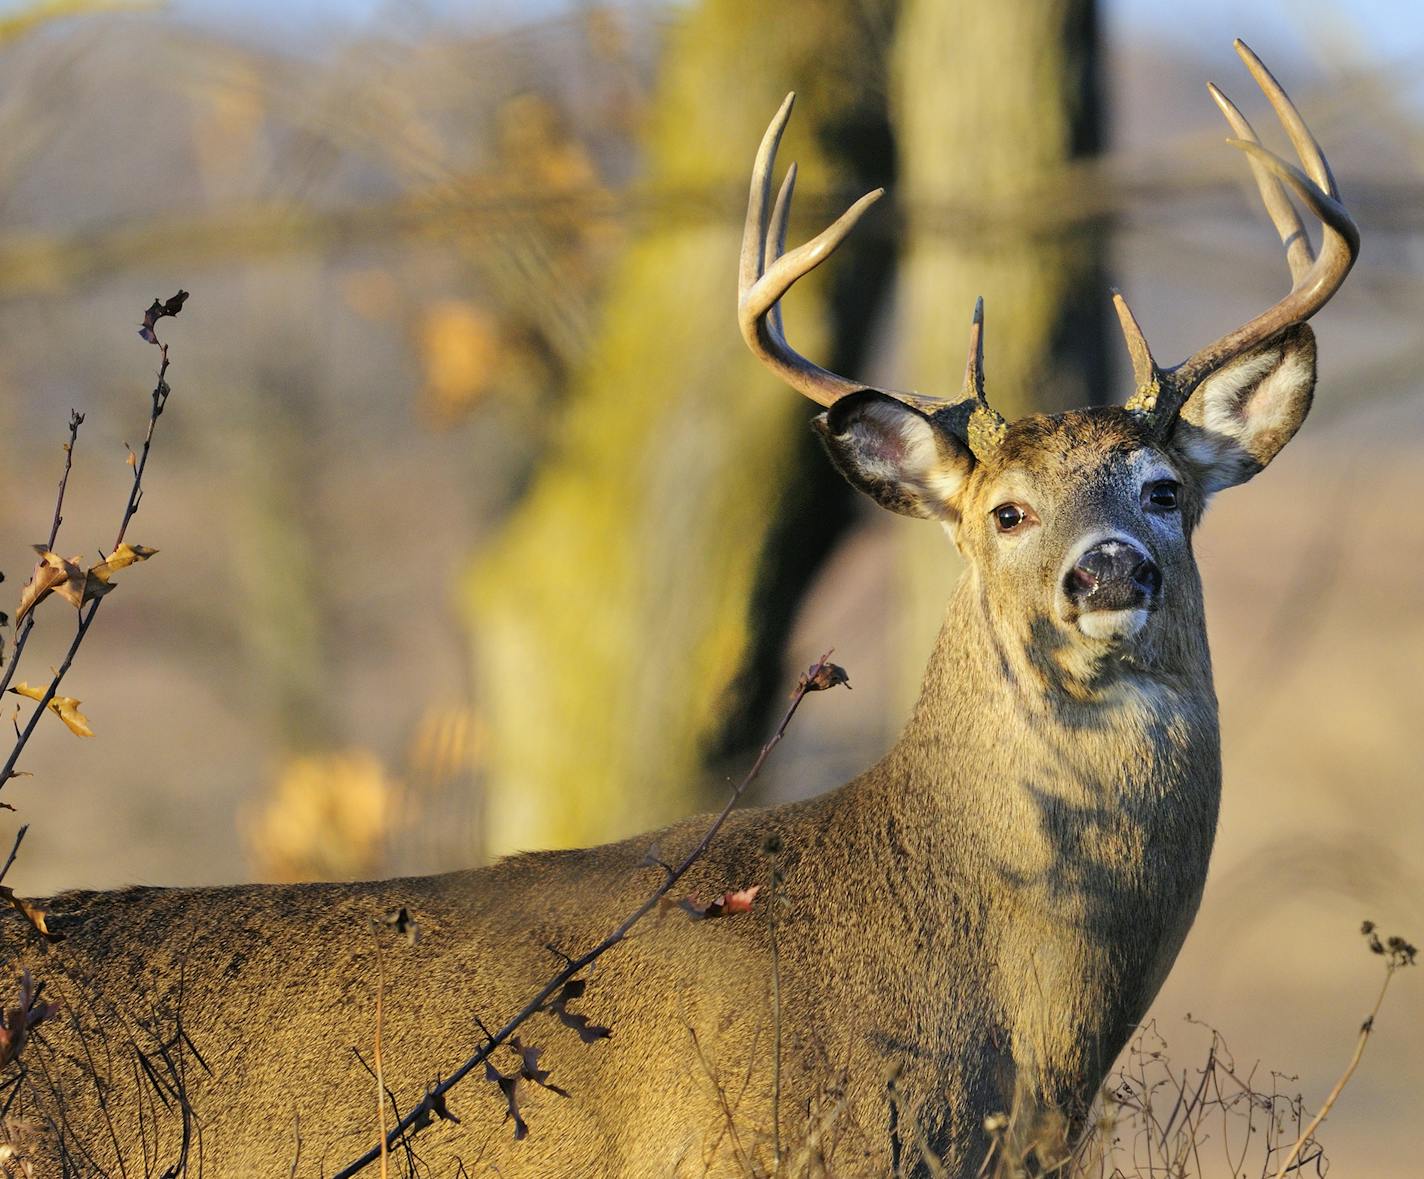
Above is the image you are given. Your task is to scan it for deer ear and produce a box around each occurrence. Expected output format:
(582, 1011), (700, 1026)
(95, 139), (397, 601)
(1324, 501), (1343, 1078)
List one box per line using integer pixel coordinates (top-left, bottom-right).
(1173, 324), (1316, 495)
(813, 391), (975, 520)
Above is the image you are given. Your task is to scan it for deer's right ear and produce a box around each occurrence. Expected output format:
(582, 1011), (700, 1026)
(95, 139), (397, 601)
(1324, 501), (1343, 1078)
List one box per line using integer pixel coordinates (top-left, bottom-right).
(813, 391), (975, 520)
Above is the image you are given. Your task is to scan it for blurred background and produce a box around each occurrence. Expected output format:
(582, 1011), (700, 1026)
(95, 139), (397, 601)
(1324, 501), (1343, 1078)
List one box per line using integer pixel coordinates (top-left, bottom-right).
(0, 0), (1418, 1171)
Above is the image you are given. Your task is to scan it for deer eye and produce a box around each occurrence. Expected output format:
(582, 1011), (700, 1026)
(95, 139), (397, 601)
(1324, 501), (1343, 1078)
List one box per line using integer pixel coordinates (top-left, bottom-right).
(1145, 480), (1180, 511)
(992, 503), (1031, 533)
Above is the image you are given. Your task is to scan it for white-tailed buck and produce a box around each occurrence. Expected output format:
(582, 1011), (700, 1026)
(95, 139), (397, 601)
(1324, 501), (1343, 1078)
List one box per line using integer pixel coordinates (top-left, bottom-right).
(0, 41), (1356, 1178)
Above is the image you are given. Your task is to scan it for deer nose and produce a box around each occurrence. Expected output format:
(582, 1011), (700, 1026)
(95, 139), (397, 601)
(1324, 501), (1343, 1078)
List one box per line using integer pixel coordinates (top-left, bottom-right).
(1064, 540), (1161, 610)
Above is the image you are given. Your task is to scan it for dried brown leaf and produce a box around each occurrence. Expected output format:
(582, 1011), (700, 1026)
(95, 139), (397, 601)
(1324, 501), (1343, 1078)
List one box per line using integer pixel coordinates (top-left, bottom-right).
(0, 887), (63, 942)
(0, 968), (59, 1069)
(9, 682), (93, 738)
(139, 290), (188, 345)
(797, 660), (851, 695)
(16, 549), (83, 623)
(89, 543), (158, 583)
(545, 978), (611, 1043)
(380, 905), (420, 946)
(409, 1083), (461, 1133)
(485, 1060), (527, 1140)
(510, 1036), (570, 1098)
(680, 884), (761, 921)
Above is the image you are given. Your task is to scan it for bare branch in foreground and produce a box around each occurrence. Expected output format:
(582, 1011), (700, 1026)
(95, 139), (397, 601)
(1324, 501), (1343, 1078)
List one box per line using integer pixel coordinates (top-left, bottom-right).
(1270, 922), (1416, 1179)
(332, 650), (850, 1178)
(0, 293), (185, 796)
(0, 410), (83, 700)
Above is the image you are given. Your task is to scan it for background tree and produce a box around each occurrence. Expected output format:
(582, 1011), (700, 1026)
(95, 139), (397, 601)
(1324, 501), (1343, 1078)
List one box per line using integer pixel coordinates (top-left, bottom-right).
(467, 0), (1105, 851)
(464, 0), (897, 853)
(886, 0), (1106, 709)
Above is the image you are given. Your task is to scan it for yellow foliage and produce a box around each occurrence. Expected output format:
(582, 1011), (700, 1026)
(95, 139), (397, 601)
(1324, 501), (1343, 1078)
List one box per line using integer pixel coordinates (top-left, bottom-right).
(9, 681), (92, 738)
(244, 750), (393, 882)
(417, 299), (500, 423)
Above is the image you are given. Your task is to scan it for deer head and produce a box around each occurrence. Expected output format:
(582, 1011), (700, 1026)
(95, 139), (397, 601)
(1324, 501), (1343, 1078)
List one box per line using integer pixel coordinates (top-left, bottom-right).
(739, 41), (1357, 663)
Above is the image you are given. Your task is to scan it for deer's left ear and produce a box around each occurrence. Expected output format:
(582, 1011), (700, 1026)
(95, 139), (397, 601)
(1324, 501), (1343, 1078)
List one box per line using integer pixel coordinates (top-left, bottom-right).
(1172, 323), (1316, 495)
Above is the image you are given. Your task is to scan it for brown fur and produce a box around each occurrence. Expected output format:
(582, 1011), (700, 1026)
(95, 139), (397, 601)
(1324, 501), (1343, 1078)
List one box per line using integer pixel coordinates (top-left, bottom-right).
(0, 335), (1318, 1176)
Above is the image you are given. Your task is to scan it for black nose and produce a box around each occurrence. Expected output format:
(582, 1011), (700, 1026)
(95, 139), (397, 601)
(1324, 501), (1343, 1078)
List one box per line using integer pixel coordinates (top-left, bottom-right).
(1064, 540), (1161, 610)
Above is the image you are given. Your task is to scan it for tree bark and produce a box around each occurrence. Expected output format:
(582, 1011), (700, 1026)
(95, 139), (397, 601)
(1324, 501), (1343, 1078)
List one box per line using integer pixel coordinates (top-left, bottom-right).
(465, 1), (897, 853)
(887, 0), (1105, 714)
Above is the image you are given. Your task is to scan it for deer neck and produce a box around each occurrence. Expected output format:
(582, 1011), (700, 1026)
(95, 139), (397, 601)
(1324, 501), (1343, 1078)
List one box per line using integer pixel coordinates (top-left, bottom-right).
(879, 564), (1220, 823)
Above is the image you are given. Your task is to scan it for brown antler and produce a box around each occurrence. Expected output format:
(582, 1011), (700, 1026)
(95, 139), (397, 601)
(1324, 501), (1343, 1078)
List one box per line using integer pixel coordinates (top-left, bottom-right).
(739, 93), (1008, 448)
(1116, 40), (1359, 430)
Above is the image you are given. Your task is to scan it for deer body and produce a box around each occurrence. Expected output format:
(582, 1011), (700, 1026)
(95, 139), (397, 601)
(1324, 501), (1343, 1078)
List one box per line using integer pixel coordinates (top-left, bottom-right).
(2, 541), (1217, 1175)
(0, 42), (1355, 1178)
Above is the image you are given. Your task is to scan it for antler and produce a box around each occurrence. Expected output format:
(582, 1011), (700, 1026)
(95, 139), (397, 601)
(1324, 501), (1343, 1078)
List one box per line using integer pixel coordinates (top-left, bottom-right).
(738, 93), (1011, 448)
(1116, 40), (1359, 429)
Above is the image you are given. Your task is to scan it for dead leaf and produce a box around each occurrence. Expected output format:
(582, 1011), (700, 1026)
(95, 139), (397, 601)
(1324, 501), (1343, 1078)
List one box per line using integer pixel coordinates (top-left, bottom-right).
(409, 1083), (461, 1133)
(485, 1060), (528, 1140)
(544, 978), (611, 1044)
(0, 887), (63, 942)
(90, 543), (157, 581)
(84, 542), (157, 602)
(680, 884), (761, 921)
(482, 1038), (569, 1141)
(797, 658), (851, 695)
(380, 905), (420, 946)
(16, 548), (84, 623)
(82, 573), (117, 605)
(139, 290), (188, 345)
(9, 682), (93, 738)
(510, 1036), (570, 1098)
(0, 969), (59, 1069)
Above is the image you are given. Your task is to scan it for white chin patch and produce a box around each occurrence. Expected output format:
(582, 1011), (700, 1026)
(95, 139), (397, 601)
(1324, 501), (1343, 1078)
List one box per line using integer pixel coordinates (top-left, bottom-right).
(1077, 608), (1149, 642)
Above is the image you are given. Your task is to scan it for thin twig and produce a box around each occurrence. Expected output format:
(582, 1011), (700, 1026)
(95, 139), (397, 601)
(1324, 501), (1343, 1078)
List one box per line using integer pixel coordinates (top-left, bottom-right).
(0, 325), (177, 796)
(289, 1114), (302, 1179)
(332, 651), (847, 1178)
(113, 341), (171, 553)
(0, 410), (83, 701)
(688, 1025), (751, 1176)
(0, 823), (27, 885)
(47, 411), (83, 552)
(1271, 966), (1398, 1179)
(369, 921), (390, 1179)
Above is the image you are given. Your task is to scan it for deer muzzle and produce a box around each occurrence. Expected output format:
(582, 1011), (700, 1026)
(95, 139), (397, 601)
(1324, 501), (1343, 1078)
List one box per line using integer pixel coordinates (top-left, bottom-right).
(1063, 538), (1161, 640)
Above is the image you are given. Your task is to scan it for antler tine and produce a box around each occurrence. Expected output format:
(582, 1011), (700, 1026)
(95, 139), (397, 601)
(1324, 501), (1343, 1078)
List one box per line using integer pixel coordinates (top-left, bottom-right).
(1207, 82), (1312, 283)
(1144, 42), (1359, 427)
(763, 161), (797, 341)
(739, 97), (961, 413)
(738, 98), (993, 430)
(1111, 289), (1159, 404)
(962, 296), (986, 400)
(738, 93), (884, 407)
(962, 297), (1008, 456)
(1233, 39), (1337, 198)
(739, 93), (793, 296)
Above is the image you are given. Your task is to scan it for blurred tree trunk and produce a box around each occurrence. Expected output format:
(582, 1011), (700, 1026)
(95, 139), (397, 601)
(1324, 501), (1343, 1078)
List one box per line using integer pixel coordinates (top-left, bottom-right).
(465, 1), (896, 853)
(887, 0), (1105, 713)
